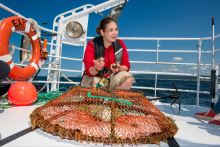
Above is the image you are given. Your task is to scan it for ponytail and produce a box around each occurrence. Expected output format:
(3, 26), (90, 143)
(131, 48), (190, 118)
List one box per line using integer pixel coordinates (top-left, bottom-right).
(96, 25), (101, 35)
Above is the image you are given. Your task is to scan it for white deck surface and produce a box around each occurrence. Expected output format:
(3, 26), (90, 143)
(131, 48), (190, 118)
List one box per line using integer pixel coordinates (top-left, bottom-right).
(0, 103), (220, 147)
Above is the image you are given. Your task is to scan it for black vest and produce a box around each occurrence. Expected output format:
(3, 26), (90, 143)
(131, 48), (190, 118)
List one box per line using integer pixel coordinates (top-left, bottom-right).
(93, 36), (123, 77)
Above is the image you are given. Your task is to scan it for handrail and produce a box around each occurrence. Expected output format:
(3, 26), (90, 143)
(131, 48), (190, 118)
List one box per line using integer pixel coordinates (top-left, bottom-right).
(87, 36), (219, 40)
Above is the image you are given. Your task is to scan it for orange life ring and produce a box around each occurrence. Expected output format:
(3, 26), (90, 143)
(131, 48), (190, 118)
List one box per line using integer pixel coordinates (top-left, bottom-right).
(0, 16), (43, 80)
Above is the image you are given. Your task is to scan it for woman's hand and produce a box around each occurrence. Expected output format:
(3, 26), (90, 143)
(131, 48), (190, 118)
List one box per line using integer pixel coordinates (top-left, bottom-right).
(110, 63), (120, 74)
(93, 60), (104, 71)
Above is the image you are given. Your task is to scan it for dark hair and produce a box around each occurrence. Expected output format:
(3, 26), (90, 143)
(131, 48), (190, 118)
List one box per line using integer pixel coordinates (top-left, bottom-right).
(96, 17), (118, 35)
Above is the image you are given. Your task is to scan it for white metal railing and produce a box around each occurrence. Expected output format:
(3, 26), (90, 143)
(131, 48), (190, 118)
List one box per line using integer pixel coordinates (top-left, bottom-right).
(54, 35), (220, 107)
(36, 35), (220, 108)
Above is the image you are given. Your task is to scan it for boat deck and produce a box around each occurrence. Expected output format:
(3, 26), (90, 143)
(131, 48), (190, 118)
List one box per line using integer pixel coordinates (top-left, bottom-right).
(0, 103), (220, 147)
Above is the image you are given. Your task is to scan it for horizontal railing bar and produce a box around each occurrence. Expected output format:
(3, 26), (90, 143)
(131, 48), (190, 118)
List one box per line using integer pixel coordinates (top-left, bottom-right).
(41, 68), (82, 72)
(13, 63), (210, 76)
(131, 86), (210, 94)
(127, 49), (198, 53)
(12, 46), (32, 52)
(214, 34), (220, 39)
(62, 41), (85, 46)
(3, 81), (80, 85)
(214, 48), (220, 52)
(12, 46), (212, 54)
(205, 34), (220, 39)
(0, 3), (33, 23)
(129, 71), (198, 76)
(119, 37), (203, 41)
(200, 77), (211, 79)
(47, 42), (61, 47)
(128, 49), (211, 53)
(32, 81), (80, 84)
(87, 34), (220, 41)
(11, 63), (208, 78)
(201, 51), (212, 53)
(0, 4), (60, 35)
(214, 62), (220, 65)
(41, 41), (61, 47)
(130, 61), (211, 66)
(87, 37), (202, 40)
(47, 55), (83, 61)
(38, 25), (61, 35)
(130, 61), (197, 65)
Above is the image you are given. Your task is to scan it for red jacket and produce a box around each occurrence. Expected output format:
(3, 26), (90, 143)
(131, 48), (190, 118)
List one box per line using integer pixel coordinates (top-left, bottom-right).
(83, 39), (130, 77)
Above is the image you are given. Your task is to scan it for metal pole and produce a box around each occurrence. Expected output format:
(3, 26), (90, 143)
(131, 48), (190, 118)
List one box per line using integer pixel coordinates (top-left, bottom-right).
(211, 17), (215, 69)
(157, 39), (160, 62)
(0, 3), (32, 23)
(210, 17), (215, 108)
(210, 70), (216, 108)
(50, 19), (63, 91)
(215, 65), (219, 104)
(154, 74), (157, 97)
(57, 35), (63, 90)
(196, 39), (202, 107)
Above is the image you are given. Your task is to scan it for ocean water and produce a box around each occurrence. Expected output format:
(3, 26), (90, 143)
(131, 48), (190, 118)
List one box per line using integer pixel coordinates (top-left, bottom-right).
(34, 76), (212, 108)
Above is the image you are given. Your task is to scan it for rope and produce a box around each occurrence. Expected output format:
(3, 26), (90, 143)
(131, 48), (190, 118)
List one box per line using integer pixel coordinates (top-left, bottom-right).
(20, 51), (28, 65)
(0, 99), (11, 109)
(87, 92), (132, 104)
(36, 62), (79, 93)
(28, 18), (38, 30)
(21, 37), (32, 63)
(60, 72), (79, 86)
(9, 43), (15, 55)
(97, 11), (107, 17)
(20, 18), (37, 63)
(96, 70), (112, 88)
(36, 71), (55, 93)
(33, 87), (68, 105)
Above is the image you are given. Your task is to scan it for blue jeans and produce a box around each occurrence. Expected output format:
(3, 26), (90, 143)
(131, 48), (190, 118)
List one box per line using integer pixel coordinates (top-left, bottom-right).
(213, 99), (220, 114)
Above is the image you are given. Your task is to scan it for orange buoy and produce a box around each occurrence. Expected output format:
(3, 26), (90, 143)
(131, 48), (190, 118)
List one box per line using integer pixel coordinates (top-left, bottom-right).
(0, 16), (43, 80)
(8, 81), (37, 106)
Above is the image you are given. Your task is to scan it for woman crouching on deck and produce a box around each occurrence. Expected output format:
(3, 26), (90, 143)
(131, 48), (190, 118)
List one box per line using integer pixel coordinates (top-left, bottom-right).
(81, 17), (134, 89)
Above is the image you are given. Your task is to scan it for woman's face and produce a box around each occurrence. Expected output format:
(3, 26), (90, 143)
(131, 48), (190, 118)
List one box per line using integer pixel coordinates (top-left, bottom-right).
(101, 22), (118, 45)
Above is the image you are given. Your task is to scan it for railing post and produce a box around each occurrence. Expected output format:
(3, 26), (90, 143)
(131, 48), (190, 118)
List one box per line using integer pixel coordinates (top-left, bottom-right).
(196, 39), (202, 107)
(57, 35), (63, 90)
(157, 39), (160, 62)
(210, 17), (215, 108)
(210, 70), (216, 108)
(215, 65), (219, 104)
(211, 17), (215, 70)
(50, 31), (62, 91)
(154, 74), (157, 97)
(81, 29), (88, 78)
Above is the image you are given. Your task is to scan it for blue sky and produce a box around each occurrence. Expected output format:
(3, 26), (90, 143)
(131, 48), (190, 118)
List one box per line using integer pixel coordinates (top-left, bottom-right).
(0, 0), (220, 77)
